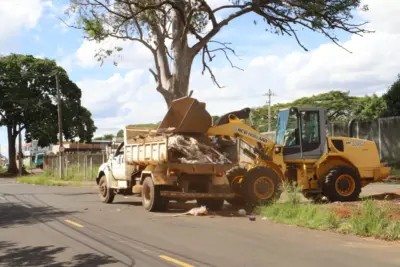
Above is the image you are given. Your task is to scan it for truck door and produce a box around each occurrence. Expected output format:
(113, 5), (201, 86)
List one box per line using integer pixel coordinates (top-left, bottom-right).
(110, 142), (125, 179)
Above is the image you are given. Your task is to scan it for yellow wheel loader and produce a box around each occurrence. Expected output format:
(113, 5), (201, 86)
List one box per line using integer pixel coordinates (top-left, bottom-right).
(207, 106), (391, 205)
(160, 97), (391, 206)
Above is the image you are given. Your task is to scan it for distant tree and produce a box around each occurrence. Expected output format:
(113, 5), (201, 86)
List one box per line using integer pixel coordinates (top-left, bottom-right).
(290, 91), (357, 122)
(116, 129), (123, 137)
(67, 0), (370, 106)
(0, 54), (96, 174)
(383, 75), (400, 117)
(94, 134), (114, 140)
(353, 94), (387, 121)
(251, 90), (365, 131)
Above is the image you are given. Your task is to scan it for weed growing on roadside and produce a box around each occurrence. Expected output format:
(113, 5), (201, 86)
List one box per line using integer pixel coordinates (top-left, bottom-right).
(349, 199), (400, 240)
(257, 184), (399, 241)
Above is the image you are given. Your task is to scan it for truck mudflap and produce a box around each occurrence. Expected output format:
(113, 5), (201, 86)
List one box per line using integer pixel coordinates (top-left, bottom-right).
(160, 191), (235, 199)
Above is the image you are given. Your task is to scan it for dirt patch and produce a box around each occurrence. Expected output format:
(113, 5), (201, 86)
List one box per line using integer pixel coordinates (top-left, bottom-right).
(387, 211), (400, 220)
(332, 207), (352, 218)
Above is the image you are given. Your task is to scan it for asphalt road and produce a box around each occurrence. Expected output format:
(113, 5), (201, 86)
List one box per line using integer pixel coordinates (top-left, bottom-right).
(0, 179), (399, 267)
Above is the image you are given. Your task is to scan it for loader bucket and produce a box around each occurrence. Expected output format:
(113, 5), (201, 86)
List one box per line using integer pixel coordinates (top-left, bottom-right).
(157, 96), (212, 134)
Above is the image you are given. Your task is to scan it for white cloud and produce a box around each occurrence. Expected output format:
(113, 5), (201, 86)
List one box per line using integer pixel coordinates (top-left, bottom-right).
(0, 0), (44, 40)
(75, 38), (154, 70)
(77, 69), (167, 136)
(76, 0), (400, 136)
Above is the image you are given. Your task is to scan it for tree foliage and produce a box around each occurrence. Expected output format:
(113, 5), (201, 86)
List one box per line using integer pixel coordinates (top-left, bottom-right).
(353, 94), (387, 121)
(67, 0), (370, 106)
(246, 90), (388, 132)
(383, 75), (400, 117)
(0, 54), (96, 173)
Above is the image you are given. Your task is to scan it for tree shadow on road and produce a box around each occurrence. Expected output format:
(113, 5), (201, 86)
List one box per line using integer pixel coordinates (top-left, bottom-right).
(0, 202), (78, 229)
(0, 241), (119, 267)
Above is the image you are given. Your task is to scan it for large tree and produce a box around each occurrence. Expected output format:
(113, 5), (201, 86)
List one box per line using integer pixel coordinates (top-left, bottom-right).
(383, 74), (400, 117)
(0, 54), (96, 174)
(67, 0), (370, 106)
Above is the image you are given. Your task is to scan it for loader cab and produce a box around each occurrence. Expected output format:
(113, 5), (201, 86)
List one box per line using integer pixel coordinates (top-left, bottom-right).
(275, 107), (327, 160)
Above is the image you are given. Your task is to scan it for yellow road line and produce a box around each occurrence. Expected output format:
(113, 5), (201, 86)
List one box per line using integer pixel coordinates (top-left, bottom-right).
(159, 255), (194, 267)
(64, 219), (84, 228)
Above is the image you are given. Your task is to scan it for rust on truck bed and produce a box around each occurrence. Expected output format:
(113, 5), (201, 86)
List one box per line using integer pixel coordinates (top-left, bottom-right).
(167, 163), (236, 174)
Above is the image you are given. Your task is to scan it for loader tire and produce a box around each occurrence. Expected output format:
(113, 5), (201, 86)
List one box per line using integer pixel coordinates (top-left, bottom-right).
(226, 166), (247, 206)
(322, 165), (361, 202)
(99, 176), (115, 204)
(142, 177), (169, 212)
(196, 198), (224, 211)
(242, 166), (282, 206)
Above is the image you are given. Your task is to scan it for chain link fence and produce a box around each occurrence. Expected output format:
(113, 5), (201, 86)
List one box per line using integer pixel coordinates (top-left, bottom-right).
(43, 152), (108, 180)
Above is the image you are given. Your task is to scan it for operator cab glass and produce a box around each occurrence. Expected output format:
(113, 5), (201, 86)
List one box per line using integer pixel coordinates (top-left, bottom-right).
(275, 108), (299, 146)
(276, 107), (325, 159)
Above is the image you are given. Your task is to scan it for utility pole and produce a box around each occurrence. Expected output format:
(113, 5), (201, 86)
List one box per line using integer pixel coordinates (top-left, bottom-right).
(263, 89), (274, 132)
(56, 73), (64, 179)
(18, 125), (23, 176)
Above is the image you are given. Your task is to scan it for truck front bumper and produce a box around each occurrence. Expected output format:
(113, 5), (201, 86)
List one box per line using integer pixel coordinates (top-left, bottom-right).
(160, 191), (235, 199)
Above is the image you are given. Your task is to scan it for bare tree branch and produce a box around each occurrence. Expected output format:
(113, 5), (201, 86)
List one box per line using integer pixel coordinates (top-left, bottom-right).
(202, 46), (224, 88)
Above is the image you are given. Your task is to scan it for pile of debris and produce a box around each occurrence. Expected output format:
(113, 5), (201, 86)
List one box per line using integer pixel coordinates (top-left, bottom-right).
(168, 134), (231, 164)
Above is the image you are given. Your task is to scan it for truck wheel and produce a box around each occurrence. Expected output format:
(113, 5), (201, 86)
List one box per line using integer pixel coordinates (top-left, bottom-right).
(226, 166), (247, 206)
(322, 165), (361, 202)
(142, 176), (168, 212)
(242, 166), (282, 206)
(99, 176), (115, 204)
(196, 199), (224, 211)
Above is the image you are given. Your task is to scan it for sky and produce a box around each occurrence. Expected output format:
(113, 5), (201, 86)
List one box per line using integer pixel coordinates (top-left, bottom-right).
(1, 0), (400, 158)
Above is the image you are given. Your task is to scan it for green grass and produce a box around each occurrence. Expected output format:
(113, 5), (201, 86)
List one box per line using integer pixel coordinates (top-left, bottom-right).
(391, 168), (400, 176)
(43, 163), (101, 181)
(0, 168), (7, 174)
(257, 183), (400, 241)
(16, 170), (96, 186)
(16, 175), (83, 186)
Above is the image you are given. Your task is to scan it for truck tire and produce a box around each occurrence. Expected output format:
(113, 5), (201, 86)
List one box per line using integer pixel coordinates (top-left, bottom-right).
(99, 175), (115, 204)
(196, 198), (224, 211)
(142, 176), (168, 212)
(226, 166), (247, 206)
(242, 166), (282, 206)
(322, 165), (361, 202)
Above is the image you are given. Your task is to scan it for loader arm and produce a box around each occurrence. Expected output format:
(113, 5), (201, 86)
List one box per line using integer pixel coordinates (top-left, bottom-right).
(206, 114), (275, 152)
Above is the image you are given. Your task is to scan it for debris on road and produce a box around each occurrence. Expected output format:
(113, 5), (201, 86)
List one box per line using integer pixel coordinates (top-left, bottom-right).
(261, 217), (268, 220)
(249, 216), (256, 221)
(173, 206), (209, 217)
(238, 209), (246, 216)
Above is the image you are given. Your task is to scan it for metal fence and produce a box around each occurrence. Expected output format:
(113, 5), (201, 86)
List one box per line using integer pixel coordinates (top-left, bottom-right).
(44, 152), (108, 180)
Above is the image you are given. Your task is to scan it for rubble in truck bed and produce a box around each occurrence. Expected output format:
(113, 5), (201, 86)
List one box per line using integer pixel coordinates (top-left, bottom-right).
(168, 134), (231, 164)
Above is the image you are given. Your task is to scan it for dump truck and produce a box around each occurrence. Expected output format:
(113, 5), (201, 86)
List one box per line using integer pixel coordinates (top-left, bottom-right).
(96, 97), (236, 212)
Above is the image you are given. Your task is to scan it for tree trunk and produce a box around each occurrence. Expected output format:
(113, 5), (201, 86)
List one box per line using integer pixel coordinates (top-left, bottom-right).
(7, 125), (18, 174)
(169, 3), (193, 102)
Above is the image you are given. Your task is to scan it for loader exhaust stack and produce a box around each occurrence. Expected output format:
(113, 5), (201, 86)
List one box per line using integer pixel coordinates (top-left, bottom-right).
(157, 96), (212, 134)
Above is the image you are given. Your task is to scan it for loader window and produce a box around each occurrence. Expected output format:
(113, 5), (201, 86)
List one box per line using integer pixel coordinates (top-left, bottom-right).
(275, 109), (299, 147)
(300, 111), (320, 144)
